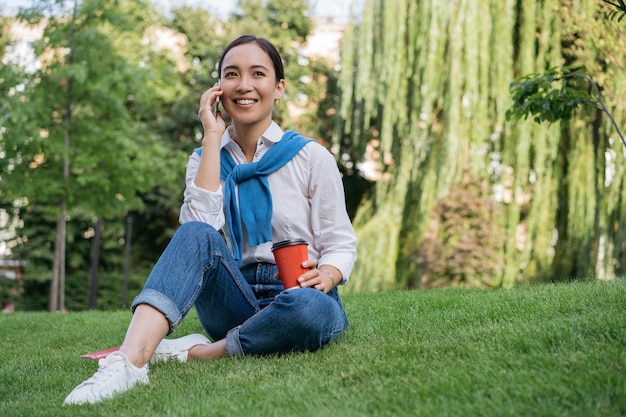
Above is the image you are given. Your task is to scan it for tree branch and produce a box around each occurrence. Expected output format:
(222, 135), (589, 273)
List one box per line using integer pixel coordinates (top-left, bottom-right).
(602, 0), (626, 12)
(565, 73), (626, 148)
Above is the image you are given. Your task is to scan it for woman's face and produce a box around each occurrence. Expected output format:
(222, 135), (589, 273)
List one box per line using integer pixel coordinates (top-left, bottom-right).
(219, 43), (285, 127)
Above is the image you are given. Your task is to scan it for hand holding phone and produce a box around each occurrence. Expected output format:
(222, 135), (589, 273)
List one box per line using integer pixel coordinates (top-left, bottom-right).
(198, 82), (223, 133)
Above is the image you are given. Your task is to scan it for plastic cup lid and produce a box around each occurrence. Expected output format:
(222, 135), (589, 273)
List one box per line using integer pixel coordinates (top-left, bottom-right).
(271, 238), (308, 251)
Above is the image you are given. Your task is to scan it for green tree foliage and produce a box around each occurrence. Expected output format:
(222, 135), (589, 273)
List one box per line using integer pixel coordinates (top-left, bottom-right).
(336, 0), (626, 291)
(507, 68), (592, 124)
(507, 69), (625, 146)
(1, 0), (178, 310)
(160, 6), (223, 153)
(230, 0), (312, 43)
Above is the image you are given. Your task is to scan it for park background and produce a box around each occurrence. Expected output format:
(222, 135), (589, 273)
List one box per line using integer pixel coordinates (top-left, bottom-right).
(0, 0), (625, 312)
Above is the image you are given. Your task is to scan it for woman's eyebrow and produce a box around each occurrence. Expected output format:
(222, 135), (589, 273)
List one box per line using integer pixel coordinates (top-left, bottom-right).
(222, 64), (271, 72)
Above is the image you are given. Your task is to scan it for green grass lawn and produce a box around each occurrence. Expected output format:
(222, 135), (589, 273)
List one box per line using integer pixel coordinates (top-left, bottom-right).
(1, 280), (624, 417)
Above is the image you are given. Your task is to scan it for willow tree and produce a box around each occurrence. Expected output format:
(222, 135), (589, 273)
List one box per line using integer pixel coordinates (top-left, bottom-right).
(335, 0), (626, 292)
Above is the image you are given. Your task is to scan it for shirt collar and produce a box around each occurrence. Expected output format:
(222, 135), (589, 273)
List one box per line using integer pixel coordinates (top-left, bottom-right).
(220, 121), (284, 150)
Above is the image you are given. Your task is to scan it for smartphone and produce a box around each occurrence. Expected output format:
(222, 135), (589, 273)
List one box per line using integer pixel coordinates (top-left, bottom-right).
(213, 80), (220, 116)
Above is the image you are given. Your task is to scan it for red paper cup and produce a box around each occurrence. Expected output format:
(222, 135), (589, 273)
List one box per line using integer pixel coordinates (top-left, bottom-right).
(271, 238), (309, 290)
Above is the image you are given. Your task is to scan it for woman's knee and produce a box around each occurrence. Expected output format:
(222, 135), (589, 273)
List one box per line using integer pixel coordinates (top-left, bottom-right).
(278, 289), (344, 331)
(176, 221), (218, 238)
(172, 222), (223, 249)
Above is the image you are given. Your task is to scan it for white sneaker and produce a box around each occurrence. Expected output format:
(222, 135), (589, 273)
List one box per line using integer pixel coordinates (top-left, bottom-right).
(63, 351), (149, 405)
(150, 333), (211, 364)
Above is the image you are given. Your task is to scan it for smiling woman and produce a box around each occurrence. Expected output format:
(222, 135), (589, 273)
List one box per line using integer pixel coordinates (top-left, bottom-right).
(214, 41), (285, 155)
(63, 34), (357, 405)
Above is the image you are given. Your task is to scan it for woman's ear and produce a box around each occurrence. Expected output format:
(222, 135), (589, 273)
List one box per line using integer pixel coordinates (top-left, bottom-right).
(274, 79), (286, 100)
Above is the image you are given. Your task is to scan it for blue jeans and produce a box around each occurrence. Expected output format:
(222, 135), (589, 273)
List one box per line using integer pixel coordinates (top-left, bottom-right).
(131, 221), (349, 356)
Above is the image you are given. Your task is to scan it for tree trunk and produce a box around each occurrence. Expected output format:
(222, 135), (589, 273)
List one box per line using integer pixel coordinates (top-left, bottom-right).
(122, 214), (133, 309)
(88, 217), (102, 310)
(49, 197), (67, 312)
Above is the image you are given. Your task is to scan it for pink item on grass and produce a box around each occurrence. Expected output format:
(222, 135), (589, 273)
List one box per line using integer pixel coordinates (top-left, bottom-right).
(81, 346), (120, 361)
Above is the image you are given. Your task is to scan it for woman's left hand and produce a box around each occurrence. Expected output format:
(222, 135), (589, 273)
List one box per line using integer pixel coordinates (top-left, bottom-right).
(297, 259), (341, 294)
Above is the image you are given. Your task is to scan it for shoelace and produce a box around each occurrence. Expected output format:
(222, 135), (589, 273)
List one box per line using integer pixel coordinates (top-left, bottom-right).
(79, 354), (126, 386)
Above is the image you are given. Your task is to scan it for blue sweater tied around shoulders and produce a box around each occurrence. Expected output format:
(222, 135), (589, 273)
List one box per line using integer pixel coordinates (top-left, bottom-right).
(194, 130), (313, 263)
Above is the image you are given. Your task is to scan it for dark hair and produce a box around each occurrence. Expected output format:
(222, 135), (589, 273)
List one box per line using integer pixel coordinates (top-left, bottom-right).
(217, 35), (285, 83)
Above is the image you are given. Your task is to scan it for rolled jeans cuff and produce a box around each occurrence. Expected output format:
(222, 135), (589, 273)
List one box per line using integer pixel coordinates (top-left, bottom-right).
(131, 288), (182, 334)
(225, 326), (244, 357)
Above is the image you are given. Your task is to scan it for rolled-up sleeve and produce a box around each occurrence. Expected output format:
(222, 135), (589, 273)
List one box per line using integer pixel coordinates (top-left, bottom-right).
(179, 151), (225, 230)
(308, 145), (357, 284)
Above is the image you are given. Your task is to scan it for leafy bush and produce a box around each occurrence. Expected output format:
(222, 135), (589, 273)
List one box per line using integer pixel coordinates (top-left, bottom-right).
(413, 171), (504, 288)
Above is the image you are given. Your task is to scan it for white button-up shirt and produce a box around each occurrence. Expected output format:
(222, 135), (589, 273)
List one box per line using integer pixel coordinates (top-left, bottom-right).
(179, 121), (357, 284)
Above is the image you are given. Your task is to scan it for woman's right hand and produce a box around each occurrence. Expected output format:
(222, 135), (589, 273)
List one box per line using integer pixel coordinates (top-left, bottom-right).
(198, 84), (225, 141)
(194, 84), (225, 192)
